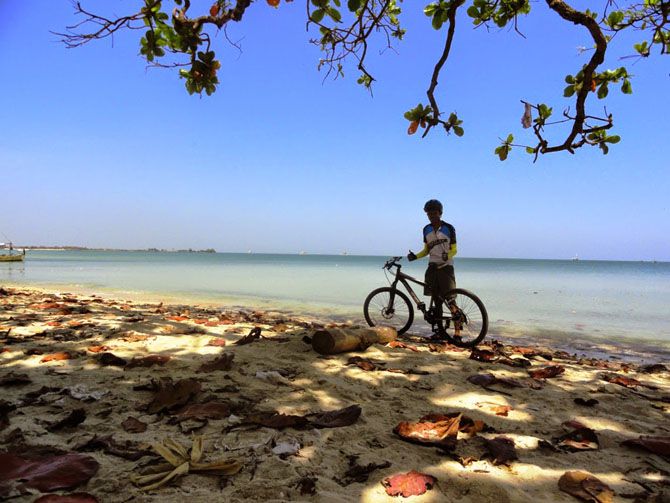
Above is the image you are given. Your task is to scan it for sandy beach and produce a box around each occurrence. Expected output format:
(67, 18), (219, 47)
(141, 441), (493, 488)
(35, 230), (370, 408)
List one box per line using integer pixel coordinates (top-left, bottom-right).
(1, 285), (669, 502)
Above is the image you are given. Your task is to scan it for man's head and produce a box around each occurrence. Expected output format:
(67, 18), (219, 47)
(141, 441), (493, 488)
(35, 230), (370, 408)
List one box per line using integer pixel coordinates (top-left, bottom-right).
(424, 199), (443, 226)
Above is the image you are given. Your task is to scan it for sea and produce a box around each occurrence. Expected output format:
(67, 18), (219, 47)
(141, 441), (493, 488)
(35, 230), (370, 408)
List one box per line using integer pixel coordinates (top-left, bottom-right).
(2, 250), (669, 361)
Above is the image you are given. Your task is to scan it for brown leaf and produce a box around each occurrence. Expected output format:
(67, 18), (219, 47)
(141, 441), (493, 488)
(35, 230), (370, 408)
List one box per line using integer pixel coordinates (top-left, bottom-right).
(46, 409), (86, 432)
(144, 378), (202, 415)
(484, 436), (518, 465)
(602, 374), (641, 388)
(120, 333), (153, 343)
(34, 493), (99, 502)
(234, 327), (263, 345)
(166, 315), (189, 321)
(308, 404), (361, 428)
(0, 373), (31, 386)
(467, 373), (498, 387)
(121, 417), (147, 433)
(174, 402), (232, 421)
(382, 470), (436, 497)
(0, 452), (99, 497)
(245, 412), (310, 430)
(40, 352), (74, 363)
(574, 398), (599, 407)
(528, 365), (565, 379)
(558, 470), (614, 503)
(477, 402), (512, 416)
(387, 340), (419, 352)
(621, 436), (670, 458)
(347, 356), (379, 371)
(98, 352), (127, 367)
(125, 355), (171, 369)
(555, 427), (600, 451)
(394, 413), (461, 451)
(197, 353), (234, 373)
(74, 434), (152, 461)
(86, 345), (111, 353)
(206, 337), (227, 347)
(337, 455), (391, 486)
(470, 347), (498, 362)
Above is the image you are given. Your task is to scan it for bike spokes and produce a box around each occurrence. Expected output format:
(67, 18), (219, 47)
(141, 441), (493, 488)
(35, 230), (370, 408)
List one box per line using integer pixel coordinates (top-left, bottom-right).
(437, 289), (488, 347)
(364, 289), (413, 333)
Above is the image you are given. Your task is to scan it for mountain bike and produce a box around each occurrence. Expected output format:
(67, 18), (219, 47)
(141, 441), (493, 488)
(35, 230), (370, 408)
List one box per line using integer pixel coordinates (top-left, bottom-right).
(363, 256), (488, 347)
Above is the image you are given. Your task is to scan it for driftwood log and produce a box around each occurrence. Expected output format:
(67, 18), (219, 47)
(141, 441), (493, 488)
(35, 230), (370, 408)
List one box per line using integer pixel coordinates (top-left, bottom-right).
(311, 326), (397, 355)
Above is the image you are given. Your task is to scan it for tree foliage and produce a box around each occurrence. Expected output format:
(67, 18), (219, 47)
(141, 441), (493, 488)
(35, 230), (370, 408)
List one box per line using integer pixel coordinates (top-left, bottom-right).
(58, 0), (669, 160)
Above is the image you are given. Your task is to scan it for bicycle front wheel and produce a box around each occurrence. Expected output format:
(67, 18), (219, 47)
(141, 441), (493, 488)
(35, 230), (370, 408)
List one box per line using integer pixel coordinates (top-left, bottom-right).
(363, 287), (414, 335)
(436, 288), (488, 347)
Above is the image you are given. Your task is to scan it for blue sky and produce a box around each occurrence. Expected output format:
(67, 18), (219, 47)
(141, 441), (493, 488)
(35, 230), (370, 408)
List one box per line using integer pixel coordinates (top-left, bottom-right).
(1, 1), (668, 260)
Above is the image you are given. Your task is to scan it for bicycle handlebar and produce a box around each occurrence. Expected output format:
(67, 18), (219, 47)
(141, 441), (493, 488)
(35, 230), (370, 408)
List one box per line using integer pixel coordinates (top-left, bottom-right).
(383, 256), (403, 270)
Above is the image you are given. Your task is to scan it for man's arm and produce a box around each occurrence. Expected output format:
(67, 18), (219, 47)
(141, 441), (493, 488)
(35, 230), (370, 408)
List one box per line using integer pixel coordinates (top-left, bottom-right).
(415, 243), (430, 259)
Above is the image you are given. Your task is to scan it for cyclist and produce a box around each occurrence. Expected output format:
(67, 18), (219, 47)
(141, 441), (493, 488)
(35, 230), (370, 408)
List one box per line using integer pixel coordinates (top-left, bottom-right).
(407, 199), (459, 338)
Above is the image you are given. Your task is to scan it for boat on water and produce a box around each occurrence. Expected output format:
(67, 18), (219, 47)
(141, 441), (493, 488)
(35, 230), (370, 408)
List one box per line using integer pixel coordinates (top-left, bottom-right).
(0, 242), (25, 262)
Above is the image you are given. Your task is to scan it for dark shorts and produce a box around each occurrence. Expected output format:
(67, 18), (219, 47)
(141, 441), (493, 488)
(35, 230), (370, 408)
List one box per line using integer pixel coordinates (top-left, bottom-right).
(424, 264), (456, 299)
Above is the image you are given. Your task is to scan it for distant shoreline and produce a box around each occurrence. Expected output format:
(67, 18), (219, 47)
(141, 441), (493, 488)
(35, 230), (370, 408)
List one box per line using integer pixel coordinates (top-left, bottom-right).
(17, 246), (217, 253)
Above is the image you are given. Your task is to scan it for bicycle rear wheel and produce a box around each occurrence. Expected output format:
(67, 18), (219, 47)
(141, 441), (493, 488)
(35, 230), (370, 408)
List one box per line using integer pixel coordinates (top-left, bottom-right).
(436, 288), (488, 347)
(363, 287), (414, 335)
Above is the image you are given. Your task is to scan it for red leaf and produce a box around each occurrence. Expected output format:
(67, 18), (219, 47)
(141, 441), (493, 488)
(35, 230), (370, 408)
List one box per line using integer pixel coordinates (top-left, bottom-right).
(40, 352), (74, 363)
(206, 338), (227, 347)
(382, 470), (436, 497)
(528, 365), (565, 379)
(387, 341), (419, 352)
(394, 413), (461, 451)
(602, 374), (641, 388)
(0, 452), (99, 496)
(125, 355), (171, 369)
(166, 315), (188, 321)
(86, 345), (110, 353)
(621, 436), (670, 457)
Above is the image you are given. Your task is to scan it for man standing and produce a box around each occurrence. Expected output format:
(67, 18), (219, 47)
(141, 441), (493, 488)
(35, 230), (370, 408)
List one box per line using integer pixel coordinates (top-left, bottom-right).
(407, 199), (458, 334)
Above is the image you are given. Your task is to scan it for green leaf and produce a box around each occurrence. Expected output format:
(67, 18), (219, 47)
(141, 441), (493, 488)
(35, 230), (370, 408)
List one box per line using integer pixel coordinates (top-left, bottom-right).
(424, 3), (437, 16)
(431, 13), (444, 30)
(326, 6), (341, 22)
(564, 75), (575, 84)
(347, 0), (360, 11)
(563, 85), (575, 98)
(466, 5), (479, 18)
(621, 79), (632, 94)
(597, 83), (609, 99)
(506, 133), (514, 144)
(605, 135), (621, 144)
(311, 8), (325, 22)
(453, 125), (464, 137)
(525, 147), (536, 154)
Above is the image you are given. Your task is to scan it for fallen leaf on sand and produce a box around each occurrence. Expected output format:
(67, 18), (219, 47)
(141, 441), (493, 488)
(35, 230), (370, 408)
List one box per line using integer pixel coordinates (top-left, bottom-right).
(394, 413), (461, 451)
(602, 374), (641, 388)
(387, 341), (419, 352)
(166, 315), (189, 321)
(121, 417), (148, 433)
(245, 412), (310, 430)
(295, 476), (317, 495)
(308, 404), (362, 428)
(382, 470), (436, 497)
(173, 402), (232, 421)
(558, 470), (614, 503)
(86, 345), (111, 353)
(528, 365), (565, 379)
(130, 436), (241, 491)
(46, 409), (86, 432)
(75, 435), (152, 461)
(555, 427), (600, 451)
(467, 373), (498, 387)
(347, 356), (380, 371)
(98, 352), (127, 367)
(34, 493), (99, 502)
(41, 352), (74, 363)
(197, 353), (234, 373)
(337, 455), (391, 486)
(0, 373), (31, 386)
(0, 452), (99, 497)
(621, 436), (670, 457)
(206, 337), (227, 347)
(477, 402), (512, 416)
(234, 327), (263, 345)
(125, 355), (171, 369)
(143, 378), (202, 415)
(574, 398), (599, 407)
(483, 436), (518, 465)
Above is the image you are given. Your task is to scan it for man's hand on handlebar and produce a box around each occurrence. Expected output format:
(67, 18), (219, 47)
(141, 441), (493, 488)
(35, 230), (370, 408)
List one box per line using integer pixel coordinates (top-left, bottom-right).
(407, 251), (417, 262)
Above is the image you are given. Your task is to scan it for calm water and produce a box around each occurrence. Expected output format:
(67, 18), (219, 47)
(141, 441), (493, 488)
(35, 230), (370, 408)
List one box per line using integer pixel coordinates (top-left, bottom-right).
(2, 250), (669, 355)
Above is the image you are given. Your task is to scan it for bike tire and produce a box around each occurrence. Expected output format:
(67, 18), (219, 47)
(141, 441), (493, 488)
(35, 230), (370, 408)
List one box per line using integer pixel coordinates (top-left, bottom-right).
(363, 287), (414, 335)
(436, 288), (488, 347)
